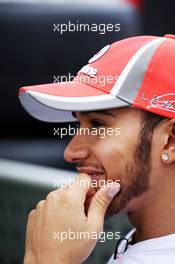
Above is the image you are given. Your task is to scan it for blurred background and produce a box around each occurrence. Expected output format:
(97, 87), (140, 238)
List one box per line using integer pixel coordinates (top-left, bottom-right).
(0, 0), (175, 263)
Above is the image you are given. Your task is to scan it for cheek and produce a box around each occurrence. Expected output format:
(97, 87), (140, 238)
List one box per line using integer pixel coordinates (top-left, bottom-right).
(93, 136), (126, 180)
(93, 132), (138, 181)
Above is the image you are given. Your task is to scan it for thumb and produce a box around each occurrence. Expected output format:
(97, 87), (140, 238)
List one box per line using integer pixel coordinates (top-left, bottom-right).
(87, 182), (121, 228)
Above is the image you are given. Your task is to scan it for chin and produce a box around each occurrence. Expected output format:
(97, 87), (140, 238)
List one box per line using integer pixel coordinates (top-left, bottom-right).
(105, 195), (139, 217)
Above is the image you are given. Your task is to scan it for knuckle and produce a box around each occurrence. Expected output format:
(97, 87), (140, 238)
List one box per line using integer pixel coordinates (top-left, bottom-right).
(59, 190), (74, 208)
(36, 200), (45, 210)
(94, 196), (108, 210)
(46, 191), (57, 200)
(28, 209), (36, 218)
(46, 188), (73, 207)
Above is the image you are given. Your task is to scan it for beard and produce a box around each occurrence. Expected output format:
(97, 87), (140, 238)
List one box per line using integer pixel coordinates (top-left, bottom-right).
(105, 128), (153, 217)
(84, 111), (160, 218)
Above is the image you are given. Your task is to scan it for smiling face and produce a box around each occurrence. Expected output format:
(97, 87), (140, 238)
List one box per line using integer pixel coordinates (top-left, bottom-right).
(64, 107), (153, 217)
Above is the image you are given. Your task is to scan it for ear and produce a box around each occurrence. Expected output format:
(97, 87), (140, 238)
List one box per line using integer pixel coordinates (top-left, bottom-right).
(161, 118), (175, 164)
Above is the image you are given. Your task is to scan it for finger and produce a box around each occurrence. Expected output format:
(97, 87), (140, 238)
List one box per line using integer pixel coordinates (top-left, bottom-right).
(36, 200), (45, 211)
(25, 209), (36, 249)
(35, 200), (46, 223)
(68, 173), (92, 204)
(88, 182), (121, 229)
(45, 174), (91, 209)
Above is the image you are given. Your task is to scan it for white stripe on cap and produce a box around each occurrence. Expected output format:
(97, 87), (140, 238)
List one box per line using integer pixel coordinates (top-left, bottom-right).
(19, 91), (129, 122)
(110, 37), (166, 103)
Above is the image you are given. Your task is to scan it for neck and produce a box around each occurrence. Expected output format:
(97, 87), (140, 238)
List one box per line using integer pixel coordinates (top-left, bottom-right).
(127, 184), (175, 243)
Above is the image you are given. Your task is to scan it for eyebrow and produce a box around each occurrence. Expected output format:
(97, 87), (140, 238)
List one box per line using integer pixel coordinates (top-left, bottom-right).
(72, 110), (116, 119)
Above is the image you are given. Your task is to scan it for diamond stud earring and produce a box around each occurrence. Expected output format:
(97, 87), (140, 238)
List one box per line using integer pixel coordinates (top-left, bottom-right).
(162, 153), (169, 162)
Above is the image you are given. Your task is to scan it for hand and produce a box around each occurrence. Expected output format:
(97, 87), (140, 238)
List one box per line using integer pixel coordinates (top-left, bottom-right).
(24, 174), (120, 264)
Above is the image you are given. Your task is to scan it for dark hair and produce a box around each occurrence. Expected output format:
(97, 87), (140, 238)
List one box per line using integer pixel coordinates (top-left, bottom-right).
(136, 111), (166, 163)
(141, 111), (166, 134)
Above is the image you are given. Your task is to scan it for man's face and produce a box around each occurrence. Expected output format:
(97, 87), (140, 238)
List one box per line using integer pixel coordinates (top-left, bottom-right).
(64, 107), (151, 217)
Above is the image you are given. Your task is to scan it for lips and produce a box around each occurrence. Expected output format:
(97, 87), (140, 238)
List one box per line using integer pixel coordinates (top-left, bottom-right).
(77, 166), (105, 180)
(77, 166), (106, 193)
(77, 166), (104, 175)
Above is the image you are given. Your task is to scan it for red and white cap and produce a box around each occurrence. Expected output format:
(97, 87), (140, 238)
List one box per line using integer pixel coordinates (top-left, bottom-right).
(19, 34), (175, 122)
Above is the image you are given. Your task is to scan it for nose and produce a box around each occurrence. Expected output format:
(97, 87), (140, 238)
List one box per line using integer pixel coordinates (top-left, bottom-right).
(64, 134), (91, 164)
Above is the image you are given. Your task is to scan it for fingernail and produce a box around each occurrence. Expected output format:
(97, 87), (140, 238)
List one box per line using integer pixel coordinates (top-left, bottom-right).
(106, 183), (121, 198)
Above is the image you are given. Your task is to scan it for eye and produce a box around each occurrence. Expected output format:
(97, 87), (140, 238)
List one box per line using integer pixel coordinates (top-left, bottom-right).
(90, 119), (106, 128)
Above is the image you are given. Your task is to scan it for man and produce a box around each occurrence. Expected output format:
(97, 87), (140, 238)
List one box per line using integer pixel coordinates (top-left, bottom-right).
(19, 34), (175, 263)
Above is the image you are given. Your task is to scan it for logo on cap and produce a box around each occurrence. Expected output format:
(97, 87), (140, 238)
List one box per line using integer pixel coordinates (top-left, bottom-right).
(88, 44), (111, 64)
(78, 65), (97, 77)
(149, 93), (175, 113)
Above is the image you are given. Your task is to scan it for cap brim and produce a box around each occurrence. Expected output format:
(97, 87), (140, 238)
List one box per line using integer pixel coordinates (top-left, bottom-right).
(19, 81), (129, 122)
